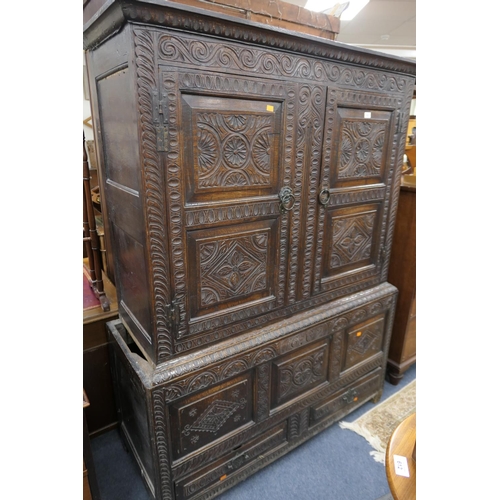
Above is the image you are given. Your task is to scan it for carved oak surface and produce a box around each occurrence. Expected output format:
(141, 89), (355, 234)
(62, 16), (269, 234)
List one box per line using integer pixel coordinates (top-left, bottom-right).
(115, 25), (415, 359)
(170, 373), (253, 459)
(86, 2), (414, 497)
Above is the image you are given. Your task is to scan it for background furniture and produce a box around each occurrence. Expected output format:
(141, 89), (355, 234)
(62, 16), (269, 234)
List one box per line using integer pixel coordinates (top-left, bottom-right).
(83, 0), (415, 498)
(386, 180), (416, 384)
(83, 269), (119, 436)
(84, 131), (119, 436)
(83, 132), (110, 312)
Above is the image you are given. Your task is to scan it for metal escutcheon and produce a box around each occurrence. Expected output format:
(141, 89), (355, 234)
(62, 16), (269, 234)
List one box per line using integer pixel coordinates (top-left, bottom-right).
(278, 186), (296, 214)
(318, 188), (331, 207)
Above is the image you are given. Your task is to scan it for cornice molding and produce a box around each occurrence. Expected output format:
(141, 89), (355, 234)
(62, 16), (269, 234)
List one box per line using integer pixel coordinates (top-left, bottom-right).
(83, 0), (416, 76)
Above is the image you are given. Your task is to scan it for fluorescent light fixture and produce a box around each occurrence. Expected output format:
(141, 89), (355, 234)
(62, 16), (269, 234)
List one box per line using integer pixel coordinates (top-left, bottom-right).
(305, 0), (370, 21)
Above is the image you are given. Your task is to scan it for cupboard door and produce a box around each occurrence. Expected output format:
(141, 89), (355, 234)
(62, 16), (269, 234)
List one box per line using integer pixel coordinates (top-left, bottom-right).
(314, 88), (400, 296)
(161, 68), (297, 351)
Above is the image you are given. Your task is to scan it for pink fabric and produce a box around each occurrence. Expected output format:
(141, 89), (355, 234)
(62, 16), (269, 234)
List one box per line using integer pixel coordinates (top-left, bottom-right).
(83, 272), (101, 310)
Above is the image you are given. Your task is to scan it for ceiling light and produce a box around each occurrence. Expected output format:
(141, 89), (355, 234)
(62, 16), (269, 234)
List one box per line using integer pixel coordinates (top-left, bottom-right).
(304, 0), (370, 21)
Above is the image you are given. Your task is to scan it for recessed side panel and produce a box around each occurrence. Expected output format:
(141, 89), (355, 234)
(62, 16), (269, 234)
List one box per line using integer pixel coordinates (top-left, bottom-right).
(112, 221), (154, 360)
(96, 67), (141, 191)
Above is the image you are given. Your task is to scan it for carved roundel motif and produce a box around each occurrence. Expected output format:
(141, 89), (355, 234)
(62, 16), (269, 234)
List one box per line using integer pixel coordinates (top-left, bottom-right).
(222, 135), (249, 169)
(292, 360), (313, 386)
(355, 138), (371, 163)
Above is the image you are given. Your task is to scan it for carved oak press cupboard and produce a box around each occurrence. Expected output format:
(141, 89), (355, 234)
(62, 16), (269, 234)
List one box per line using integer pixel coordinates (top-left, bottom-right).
(83, 1), (416, 498)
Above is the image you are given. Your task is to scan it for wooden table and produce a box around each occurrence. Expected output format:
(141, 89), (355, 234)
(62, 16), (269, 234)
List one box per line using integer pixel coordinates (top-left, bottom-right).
(385, 412), (416, 500)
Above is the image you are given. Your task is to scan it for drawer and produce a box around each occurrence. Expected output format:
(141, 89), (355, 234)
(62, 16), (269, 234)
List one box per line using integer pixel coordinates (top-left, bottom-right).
(342, 315), (385, 372)
(169, 373), (254, 460)
(174, 421), (287, 500)
(310, 369), (382, 425)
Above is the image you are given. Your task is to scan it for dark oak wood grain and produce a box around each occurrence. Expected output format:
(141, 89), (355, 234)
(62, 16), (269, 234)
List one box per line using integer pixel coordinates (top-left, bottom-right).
(83, 0), (415, 497)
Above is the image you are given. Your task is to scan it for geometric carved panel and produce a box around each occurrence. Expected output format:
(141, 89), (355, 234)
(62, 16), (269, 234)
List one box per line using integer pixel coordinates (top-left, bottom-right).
(338, 120), (386, 180)
(171, 374), (253, 459)
(271, 340), (330, 408)
(182, 93), (282, 202)
(195, 112), (274, 189)
(344, 316), (385, 371)
(329, 211), (376, 270)
(199, 231), (269, 308)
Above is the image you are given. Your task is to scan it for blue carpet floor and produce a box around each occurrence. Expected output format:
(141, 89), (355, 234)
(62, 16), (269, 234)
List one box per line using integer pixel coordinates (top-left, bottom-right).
(91, 364), (416, 500)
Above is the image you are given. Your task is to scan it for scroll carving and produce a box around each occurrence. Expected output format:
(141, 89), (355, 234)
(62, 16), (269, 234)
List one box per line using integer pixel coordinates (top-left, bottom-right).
(157, 34), (408, 92)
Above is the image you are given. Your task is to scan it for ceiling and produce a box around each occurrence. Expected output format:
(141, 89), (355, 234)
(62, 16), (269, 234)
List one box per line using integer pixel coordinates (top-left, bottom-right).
(283, 0), (416, 58)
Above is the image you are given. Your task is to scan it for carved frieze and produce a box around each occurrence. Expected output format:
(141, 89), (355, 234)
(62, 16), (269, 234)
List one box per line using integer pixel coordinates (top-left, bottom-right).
(157, 33), (409, 92)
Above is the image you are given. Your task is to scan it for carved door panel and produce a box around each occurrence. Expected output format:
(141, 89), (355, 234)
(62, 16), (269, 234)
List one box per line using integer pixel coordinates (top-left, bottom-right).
(160, 67), (297, 350)
(313, 88), (401, 296)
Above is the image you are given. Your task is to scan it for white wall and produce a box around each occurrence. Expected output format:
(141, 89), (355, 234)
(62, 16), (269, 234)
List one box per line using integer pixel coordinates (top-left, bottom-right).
(83, 52), (94, 141)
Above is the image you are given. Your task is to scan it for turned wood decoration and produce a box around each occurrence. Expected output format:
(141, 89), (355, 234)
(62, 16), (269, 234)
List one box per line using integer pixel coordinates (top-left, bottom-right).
(84, 1), (415, 498)
(83, 131), (109, 311)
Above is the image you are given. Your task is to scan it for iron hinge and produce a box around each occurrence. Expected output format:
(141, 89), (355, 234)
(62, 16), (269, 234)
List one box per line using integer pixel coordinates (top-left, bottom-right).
(166, 296), (180, 332)
(396, 111), (404, 135)
(152, 89), (168, 152)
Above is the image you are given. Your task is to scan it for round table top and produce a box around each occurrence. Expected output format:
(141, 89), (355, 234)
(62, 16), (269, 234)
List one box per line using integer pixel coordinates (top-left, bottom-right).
(385, 412), (416, 500)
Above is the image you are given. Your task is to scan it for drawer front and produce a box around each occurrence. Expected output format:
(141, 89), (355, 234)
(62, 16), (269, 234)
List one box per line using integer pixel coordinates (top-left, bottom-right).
(343, 315), (385, 371)
(175, 422), (287, 500)
(271, 339), (330, 409)
(310, 369), (382, 425)
(170, 373), (253, 460)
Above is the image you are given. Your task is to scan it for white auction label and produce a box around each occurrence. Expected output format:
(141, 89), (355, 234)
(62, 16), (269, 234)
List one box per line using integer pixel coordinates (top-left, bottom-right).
(364, 112), (372, 118)
(393, 455), (410, 477)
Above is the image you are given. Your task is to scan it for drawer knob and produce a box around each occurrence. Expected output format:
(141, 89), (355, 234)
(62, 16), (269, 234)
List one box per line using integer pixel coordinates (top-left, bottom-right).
(342, 389), (359, 404)
(227, 453), (250, 471)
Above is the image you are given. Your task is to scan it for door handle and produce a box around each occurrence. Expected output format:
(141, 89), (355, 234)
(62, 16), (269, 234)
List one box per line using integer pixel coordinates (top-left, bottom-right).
(318, 188), (331, 207)
(278, 186), (296, 214)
